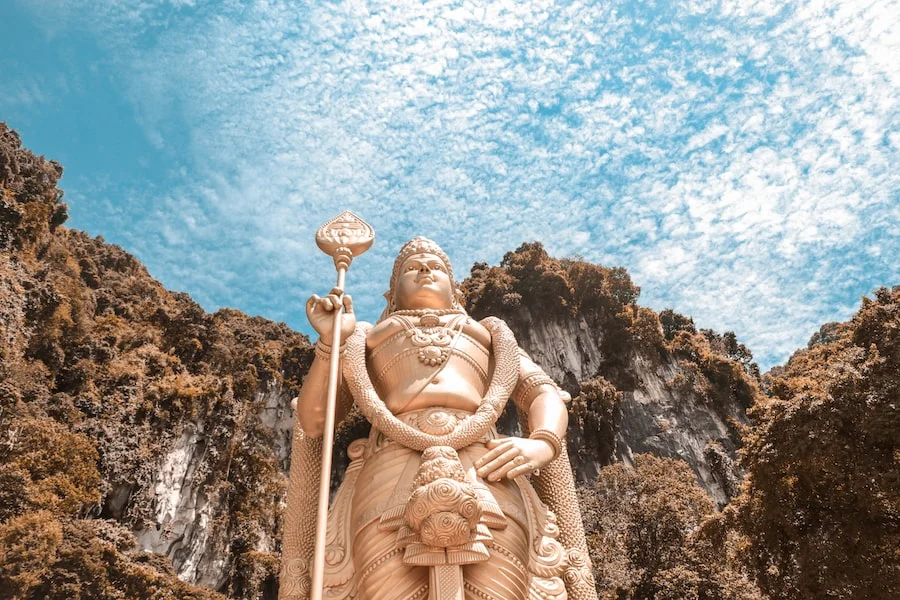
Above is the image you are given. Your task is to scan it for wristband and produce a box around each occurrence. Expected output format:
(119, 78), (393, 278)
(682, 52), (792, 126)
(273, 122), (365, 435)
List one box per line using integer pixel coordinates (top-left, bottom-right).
(315, 338), (346, 361)
(529, 428), (563, 461)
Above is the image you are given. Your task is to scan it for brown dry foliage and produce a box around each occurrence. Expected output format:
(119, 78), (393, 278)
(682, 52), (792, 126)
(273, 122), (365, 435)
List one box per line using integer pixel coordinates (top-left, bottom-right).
(570, 376), (621, 466)
(461, 242), (640, 375)
(0, 511), (224, 599)
(0, 122), (312, 598)
(734, 287), (900, 599)
(579, 454), (763, 600)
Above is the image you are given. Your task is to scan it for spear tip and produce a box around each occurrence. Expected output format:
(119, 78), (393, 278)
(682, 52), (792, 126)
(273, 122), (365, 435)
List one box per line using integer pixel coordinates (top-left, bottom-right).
(315, 210), (375, 258)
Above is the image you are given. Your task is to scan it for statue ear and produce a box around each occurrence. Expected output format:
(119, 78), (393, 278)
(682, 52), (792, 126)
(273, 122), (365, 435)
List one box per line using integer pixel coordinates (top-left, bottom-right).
(453, 288), (465, 310)
(377, 290), (394, 323)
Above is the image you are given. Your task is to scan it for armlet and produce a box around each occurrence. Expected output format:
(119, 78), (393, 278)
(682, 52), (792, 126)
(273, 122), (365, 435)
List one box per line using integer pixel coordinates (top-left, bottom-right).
(512, 372), (558, 410)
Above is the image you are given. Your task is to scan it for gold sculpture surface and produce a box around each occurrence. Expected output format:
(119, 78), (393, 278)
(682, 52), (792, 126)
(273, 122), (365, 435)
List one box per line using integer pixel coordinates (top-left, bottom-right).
(281, 232), (597, 600)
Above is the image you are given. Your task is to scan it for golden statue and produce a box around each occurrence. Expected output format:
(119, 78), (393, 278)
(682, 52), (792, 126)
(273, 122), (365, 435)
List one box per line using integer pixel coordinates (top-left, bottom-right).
(280, 229), (597, 600)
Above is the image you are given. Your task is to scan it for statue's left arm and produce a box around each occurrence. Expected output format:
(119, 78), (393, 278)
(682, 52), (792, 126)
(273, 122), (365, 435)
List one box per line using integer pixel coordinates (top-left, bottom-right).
(514, 350), (569, 440)
(476, 349), (568, 481)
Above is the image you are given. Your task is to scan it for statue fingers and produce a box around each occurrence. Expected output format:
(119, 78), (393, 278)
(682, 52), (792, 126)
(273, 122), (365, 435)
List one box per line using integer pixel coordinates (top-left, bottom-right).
(305, 295), (321, 318)
(325, 293), (347, 312)
(342, 294), (353, 314)
(507, 461), (537, 479)
(476, 439), (514, 467)
(477, 447), (520, 480)
(492, 454), (526, 481)
(484, 437), (506, 449)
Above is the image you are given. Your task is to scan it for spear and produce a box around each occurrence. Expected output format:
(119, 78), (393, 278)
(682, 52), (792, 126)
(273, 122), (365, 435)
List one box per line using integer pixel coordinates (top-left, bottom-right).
(309, 211), (374, 600)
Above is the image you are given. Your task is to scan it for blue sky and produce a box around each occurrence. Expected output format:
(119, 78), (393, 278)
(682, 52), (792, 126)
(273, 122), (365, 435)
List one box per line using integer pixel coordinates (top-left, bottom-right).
(2, 0), (897, 370)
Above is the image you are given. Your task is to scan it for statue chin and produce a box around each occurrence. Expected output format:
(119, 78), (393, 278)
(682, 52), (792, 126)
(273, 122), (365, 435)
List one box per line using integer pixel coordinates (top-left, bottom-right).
(395, 286), (453, 311)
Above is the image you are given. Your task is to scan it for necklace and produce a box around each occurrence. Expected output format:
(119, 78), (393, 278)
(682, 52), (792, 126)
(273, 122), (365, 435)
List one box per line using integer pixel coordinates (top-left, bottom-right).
(389, 308), (466, 317)
(393, 313), (466, 366)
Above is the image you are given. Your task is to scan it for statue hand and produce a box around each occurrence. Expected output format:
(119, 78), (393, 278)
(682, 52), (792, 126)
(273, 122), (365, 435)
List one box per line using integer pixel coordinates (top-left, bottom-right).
(305, 290), (356, 345)
(475, 437), (555, 482)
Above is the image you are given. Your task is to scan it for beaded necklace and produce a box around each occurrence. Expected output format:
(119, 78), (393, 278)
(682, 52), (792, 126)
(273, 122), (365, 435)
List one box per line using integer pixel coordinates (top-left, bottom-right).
(388, 308), (466, 317)
(392, 312), (468, 367)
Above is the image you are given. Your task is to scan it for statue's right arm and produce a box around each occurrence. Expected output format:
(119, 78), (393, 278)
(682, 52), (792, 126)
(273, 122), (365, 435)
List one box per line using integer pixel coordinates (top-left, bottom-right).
(295, 291), (356, 438)
(295, 353), (350, 438)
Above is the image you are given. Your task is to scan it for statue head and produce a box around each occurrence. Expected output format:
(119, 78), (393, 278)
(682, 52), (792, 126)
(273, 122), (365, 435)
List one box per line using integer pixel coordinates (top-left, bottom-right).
(380, 237), (466, 319)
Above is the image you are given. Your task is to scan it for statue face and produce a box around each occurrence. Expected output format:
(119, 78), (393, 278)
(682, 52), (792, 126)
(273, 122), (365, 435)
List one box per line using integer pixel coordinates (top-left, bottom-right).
(394, 253), (454, 310)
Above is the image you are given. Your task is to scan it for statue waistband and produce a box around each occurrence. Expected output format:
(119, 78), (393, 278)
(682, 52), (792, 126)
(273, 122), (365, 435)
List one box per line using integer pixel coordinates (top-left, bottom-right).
(368, 406), (497, 451)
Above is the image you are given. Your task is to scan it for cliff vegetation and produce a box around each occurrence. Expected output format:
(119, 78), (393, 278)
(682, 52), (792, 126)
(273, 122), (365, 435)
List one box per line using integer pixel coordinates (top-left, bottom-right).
(736, 286), (899, 599)
(0, 123), (311, 599)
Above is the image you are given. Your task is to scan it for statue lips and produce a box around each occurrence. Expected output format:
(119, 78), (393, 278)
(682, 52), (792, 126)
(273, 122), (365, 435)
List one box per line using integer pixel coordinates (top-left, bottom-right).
(413, 273), (441, 290)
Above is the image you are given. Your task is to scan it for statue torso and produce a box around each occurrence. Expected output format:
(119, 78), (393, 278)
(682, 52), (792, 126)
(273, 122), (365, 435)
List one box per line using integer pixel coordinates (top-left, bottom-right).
(366, 313), (492, 414)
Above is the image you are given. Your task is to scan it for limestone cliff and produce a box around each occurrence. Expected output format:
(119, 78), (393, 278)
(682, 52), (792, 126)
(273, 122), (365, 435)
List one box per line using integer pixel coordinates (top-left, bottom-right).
(0, 122), (308, 599)
(461, 245), (757, 507)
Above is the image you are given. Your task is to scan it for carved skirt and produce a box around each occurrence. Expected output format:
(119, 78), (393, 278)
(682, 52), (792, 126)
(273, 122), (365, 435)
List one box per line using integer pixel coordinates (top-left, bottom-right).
(322, 409), (568, 600)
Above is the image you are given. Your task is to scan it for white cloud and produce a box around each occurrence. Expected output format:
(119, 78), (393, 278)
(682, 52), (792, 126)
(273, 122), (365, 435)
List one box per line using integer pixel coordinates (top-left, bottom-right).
(16, 0), (900, 369)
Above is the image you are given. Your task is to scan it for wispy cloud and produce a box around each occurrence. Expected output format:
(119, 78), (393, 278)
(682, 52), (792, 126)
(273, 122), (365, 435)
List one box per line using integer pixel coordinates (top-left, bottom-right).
(14, 0), (899, 369)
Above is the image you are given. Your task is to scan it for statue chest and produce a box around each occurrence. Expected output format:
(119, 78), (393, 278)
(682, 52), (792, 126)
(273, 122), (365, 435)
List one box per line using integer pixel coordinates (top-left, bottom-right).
(365, 315), (492, 410)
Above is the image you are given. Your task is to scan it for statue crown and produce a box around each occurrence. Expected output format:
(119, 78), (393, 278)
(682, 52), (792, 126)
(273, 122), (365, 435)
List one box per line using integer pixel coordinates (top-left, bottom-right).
(390, 237), (456, 286)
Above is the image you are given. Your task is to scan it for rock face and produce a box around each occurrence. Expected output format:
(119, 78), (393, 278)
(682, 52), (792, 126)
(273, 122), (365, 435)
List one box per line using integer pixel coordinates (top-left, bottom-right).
(461, 245), (755, 507)
(502, 307), (745, 507)
(614, 358), (742, 507)
(133, 380), (296, 589)
(137, 426), (224, 587)
(512, 309), (606, 388)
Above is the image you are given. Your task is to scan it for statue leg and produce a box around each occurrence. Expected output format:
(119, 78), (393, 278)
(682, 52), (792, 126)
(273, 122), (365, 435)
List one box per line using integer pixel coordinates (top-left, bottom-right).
(462, 519), (529, 599)
(354, 518), (527, 600)
(459, 445), (531, 600)
(353, 518), (428, 599)
(351, 441), (429, 599)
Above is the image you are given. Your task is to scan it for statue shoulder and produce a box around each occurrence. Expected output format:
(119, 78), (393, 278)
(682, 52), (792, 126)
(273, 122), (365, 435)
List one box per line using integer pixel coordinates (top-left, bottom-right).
(476, 316), (518, 345)
(364, 319), (396, 348)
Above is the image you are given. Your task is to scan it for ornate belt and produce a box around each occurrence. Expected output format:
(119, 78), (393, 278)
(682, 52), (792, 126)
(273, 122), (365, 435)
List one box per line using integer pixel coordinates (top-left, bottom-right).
(367, 407), (497, 453)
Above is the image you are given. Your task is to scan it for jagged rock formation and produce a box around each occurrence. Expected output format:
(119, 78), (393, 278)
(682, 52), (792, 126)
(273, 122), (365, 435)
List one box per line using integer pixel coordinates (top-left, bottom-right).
(0, 123), (308, 599)
(462, 244), (757, 507)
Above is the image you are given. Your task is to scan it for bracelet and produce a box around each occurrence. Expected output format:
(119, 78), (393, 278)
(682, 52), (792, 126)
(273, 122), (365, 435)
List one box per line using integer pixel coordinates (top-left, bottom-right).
(512, 373), (556, 406)
(314, 339), (346, 362)
(529, 428), (564, 461)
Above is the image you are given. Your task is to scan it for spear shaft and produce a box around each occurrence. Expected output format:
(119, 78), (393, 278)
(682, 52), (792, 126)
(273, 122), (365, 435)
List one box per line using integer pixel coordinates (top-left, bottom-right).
(310, 264), (346, 600)
(308, 212), (373, 600)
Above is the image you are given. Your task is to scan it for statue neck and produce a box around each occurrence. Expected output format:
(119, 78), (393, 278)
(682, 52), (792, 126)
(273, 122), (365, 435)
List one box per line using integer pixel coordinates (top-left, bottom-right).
(389, 307), (467, 318)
